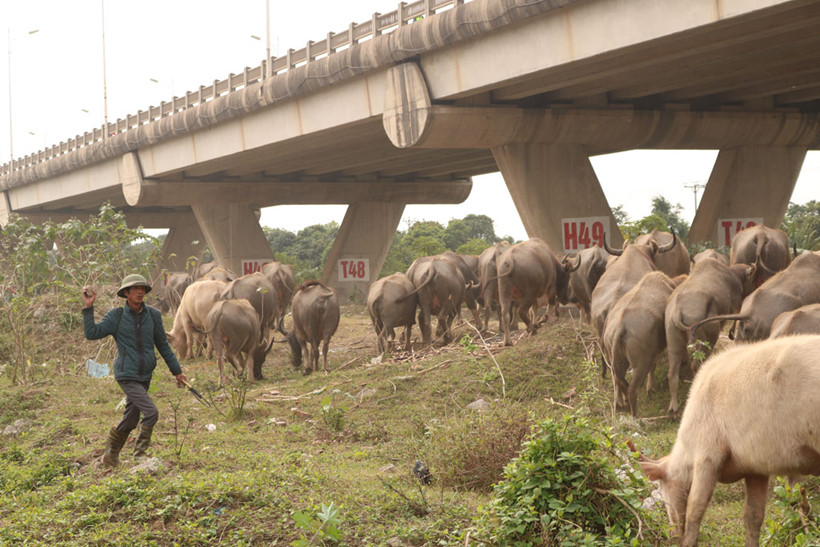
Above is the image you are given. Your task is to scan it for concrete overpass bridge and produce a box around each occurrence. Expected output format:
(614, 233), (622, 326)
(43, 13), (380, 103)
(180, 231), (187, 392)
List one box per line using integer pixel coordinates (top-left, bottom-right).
(1, 0), (819, 296)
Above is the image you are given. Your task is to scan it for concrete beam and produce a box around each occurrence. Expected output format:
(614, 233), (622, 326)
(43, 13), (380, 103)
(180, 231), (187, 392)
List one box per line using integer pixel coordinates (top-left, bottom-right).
(386, 105), (820, 152)
(321, 202), (405, 302)
(124, 178), (473, 206)
(492, 143), (624, 253)
(157, 211), (208, 273)
(688, 147), (806, 246)
(191, 203), (273, 276)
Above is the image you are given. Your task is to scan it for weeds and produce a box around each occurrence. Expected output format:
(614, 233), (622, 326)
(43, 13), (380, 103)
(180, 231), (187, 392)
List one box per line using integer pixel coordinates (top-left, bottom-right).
(291, 502), (343, 546)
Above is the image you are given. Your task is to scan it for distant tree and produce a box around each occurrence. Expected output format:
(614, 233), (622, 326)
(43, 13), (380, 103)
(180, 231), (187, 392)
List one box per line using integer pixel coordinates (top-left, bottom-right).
(289, 222), (339, 266)
(456, 238), (492, 255)
(380, 232), (414, 277)
(411, 235), (447, 257)
(461, 214), (499, 243)
(651, 195), (690, 240)
(611, 205), (629, 226)
(781, 200), (820, 251)
(619, 214), (669, 241)
(264, 227), (298, 254)
(443, 219), (471, 251)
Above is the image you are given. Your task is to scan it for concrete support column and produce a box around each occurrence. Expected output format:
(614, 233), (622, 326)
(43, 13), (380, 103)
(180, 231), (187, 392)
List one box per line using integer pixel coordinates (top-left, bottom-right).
(492, 144), (623, 251)
(321, 201), (405, 302)
(157, 211), (208, 273)
(688, 147), (806, 245)
(191, 203), (273, 276)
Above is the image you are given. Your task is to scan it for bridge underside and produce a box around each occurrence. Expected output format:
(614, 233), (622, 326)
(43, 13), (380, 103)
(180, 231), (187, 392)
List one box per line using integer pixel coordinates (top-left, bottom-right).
(2, 0), (819, 295)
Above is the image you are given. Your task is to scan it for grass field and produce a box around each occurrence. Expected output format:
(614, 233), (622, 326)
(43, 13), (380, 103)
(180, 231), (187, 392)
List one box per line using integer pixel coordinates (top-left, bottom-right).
(0, 303), (811, 545)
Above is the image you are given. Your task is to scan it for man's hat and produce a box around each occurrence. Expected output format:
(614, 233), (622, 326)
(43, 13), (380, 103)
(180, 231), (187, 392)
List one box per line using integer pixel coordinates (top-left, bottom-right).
(117, 274), (152, 298)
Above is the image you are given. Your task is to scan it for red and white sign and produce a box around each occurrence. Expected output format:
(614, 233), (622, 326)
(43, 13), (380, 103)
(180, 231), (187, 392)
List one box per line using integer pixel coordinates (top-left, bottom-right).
(241, 259), (272, 275)
(561, 217), (609, 252)
(338, 258), (370, 282)
(717, 218), (763, 248)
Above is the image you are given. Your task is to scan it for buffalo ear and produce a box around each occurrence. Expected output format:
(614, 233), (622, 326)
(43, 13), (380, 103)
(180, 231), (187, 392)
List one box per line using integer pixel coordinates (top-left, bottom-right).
(639, 457), (668, 482)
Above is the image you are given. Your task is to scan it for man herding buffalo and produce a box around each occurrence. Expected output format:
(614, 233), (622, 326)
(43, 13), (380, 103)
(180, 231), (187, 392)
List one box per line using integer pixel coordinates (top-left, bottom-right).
(82, 274), (188, 467)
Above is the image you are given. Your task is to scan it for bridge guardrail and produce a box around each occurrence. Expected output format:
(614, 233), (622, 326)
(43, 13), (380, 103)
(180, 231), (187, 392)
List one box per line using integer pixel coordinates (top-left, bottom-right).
(1, 0), (468, 177)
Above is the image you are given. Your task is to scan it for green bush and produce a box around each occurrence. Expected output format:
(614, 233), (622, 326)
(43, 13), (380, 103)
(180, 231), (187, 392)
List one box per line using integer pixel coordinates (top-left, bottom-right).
(472, 413), (661, 546)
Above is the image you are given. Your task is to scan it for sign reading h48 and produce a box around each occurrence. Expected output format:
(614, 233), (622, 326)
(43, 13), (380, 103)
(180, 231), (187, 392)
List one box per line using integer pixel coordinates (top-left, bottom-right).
(717, 218), (763, 248)
(562, 217), (609, 252)
(338, 258), (370, 282)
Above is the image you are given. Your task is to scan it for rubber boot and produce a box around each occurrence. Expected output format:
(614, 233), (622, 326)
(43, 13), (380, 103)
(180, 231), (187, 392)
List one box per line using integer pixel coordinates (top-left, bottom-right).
(101, 426), (129, 467)
(133, 424), (154, 459)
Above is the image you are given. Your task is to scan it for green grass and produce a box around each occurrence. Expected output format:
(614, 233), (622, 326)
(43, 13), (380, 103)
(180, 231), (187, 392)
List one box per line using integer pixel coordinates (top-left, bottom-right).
(0, 304), (813, 545)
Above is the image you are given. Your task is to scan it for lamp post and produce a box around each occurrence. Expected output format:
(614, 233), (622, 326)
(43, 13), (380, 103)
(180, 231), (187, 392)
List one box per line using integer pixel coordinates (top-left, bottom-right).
(250, 0), (271, 79)
(7, 28), (39, 164)
(101, 0), (109, 138)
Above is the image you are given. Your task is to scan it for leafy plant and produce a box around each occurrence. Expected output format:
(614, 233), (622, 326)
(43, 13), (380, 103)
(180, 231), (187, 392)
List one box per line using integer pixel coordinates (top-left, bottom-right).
(291, 502), (343, 546)
(763, 478), (820, 545)
(472, 413), (661, 546)
(320, 392), (348, 433)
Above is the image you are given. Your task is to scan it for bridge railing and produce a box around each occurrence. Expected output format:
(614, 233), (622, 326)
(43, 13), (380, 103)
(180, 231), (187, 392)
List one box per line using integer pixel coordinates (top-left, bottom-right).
(1, 0), (469, 178)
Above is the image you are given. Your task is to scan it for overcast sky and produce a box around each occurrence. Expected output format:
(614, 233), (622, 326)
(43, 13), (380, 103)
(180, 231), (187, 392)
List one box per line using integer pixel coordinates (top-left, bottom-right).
(2, 0), (816, 241)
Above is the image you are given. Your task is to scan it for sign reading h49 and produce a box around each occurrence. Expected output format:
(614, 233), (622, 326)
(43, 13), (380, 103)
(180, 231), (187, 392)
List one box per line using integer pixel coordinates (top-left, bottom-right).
(562, 217), (609, 252)
(241, 259), (271, 275)
(338, 259), (370, 282)
(717, 218), (763, 248)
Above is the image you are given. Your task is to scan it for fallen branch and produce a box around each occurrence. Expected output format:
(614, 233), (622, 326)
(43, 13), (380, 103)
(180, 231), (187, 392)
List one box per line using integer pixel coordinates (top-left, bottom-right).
(464, 319), (506, 399)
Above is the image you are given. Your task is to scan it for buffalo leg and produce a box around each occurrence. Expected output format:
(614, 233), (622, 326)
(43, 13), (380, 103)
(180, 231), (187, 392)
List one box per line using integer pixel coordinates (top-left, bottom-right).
(403, 325), (412, 351)
(743, 475), (768, 547)
(666, 327), (687, 417)
(321, 338), (331, 373)
(682, 464), (719, 547)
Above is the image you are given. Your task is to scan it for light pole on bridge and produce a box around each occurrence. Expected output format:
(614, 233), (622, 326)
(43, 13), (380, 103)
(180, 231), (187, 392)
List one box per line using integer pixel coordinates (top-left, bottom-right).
(6, 28), (40, 164)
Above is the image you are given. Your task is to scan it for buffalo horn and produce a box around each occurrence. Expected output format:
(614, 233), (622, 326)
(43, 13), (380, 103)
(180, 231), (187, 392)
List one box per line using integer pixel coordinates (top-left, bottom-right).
(657, 228), (677, 254)
(602, 233), (623, 256)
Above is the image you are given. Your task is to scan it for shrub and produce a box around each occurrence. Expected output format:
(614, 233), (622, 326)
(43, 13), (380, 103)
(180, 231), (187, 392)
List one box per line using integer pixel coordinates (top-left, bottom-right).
(424, 404), (531, 492)
(472, 413), (661, 546)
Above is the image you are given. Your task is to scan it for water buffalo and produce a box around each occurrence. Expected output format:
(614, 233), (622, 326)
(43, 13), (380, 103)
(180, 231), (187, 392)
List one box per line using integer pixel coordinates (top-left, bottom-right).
(664, 258), (756, 416)
(602, 271), (682, 416)
(478, 241), (510, 330)
(203, 267), (238, 283)
(441, 251), (483, 327)
(221, 272), (277, 334)
(692, 249), (728, 265)
(287, 281), (340, 375)
(566, 245), (609, 323)
(261, 261), (296, 333)
(367, 272), (417, 353)
(201, 299), (273, 383)
(637, 335), (820, 547)
(768, 303), (820, 338)
(591, 232), (678, 355)
(166, 279), (227, 359)
(635, 229), (690, 277)
(157, 271), (192, 316)
(730, 223), (791, 287)
(688, 251), (820, 342)
(496, 238), (576, 346)
(407, 256), (466, 346)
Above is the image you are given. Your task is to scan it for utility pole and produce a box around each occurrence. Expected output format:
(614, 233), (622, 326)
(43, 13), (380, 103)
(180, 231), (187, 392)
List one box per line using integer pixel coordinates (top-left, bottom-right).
(684, 182), (706, 212)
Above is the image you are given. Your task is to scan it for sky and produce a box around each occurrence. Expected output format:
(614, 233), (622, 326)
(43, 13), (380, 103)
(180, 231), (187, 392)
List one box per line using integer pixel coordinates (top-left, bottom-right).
(1, 0), (817, 242)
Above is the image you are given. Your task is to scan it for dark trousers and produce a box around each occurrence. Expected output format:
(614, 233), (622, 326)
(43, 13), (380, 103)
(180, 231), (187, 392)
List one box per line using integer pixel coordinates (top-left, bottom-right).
(116, 380), (158, 433)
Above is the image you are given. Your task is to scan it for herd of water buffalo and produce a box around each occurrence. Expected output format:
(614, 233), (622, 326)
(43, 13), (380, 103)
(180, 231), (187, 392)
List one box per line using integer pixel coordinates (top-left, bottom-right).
(156, 224), (819, 545)
(157, 224), (818, 416)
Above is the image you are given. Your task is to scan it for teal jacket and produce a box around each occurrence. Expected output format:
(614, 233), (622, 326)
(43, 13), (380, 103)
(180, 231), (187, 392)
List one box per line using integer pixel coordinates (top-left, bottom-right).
(83, 303), (182, 382)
